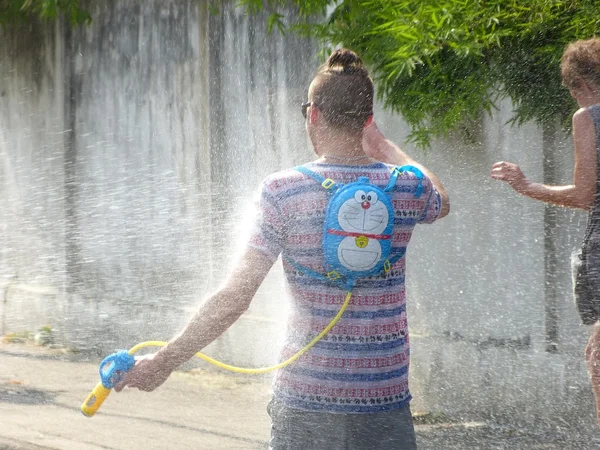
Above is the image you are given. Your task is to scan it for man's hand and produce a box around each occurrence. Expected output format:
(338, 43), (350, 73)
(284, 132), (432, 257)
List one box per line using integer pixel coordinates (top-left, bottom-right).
(491, 161), (530, 194)
(114, 353), (173, 393)
(362, 121), (408, 165)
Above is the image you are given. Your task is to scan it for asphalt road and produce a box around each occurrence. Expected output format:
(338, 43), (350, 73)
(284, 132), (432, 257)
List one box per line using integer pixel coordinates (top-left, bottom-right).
(2, 342), (600, 450)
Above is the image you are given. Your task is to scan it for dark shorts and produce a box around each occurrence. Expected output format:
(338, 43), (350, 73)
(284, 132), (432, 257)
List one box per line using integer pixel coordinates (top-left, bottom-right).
(267, 399), (418, 450)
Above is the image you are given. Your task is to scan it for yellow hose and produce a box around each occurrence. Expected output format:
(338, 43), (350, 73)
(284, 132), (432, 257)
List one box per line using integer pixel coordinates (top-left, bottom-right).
(127, 291), (353, 374)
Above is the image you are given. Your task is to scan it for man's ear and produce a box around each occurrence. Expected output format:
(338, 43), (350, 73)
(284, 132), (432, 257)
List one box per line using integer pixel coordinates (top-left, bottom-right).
(310, 104), (319, 124)
(364, 115), (374, 128)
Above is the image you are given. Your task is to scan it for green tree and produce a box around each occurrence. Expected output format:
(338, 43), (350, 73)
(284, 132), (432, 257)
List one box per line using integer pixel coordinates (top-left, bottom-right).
(236, 0), (600, 147)
(0, 0), (90, 26)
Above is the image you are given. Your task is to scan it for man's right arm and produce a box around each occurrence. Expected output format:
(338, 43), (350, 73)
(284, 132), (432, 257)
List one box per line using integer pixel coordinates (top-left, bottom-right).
(115, 247), (275, 392)
(363, 121), (450, 218)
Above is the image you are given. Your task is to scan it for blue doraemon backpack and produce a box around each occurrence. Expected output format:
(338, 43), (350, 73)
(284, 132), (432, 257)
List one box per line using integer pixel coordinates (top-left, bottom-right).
(289, 165), (425, 291)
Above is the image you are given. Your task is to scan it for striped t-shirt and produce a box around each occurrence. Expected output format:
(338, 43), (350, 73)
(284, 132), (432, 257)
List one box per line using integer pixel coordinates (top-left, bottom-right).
(248, 162), (442, 413)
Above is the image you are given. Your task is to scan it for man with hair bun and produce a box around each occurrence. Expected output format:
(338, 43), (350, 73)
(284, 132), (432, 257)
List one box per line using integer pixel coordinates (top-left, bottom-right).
(492, 37), (600, 428)
(115, 48), (450, 449)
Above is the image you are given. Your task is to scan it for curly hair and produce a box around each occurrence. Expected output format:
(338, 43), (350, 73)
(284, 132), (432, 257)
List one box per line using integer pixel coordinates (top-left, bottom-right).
(561, 37), (600, 90)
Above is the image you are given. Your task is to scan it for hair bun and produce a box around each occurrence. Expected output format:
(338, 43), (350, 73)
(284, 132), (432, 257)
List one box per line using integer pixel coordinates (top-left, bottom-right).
(327, 48), (365, 74)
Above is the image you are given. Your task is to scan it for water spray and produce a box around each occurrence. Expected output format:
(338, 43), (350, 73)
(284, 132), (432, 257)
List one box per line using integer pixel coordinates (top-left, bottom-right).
(81, 165), (420, 416)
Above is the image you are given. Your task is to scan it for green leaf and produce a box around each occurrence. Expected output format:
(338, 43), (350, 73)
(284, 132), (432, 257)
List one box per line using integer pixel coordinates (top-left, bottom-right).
(267, 12), (285, 35)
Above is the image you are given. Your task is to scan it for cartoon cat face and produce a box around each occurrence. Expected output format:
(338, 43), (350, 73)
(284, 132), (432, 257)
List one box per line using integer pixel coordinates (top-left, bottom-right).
(338, 190), (389, 234)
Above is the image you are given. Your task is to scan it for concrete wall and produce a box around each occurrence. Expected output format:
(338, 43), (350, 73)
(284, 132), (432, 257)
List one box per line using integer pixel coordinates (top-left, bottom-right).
(385, 105), (594, 425)
(0, 0), (595, 426)
(0, 19), (68, 342)
(1, 1), (315, 353)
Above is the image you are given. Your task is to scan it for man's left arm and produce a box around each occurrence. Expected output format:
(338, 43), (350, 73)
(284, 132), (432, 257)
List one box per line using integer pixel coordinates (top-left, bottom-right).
(363, 121), (450, 218)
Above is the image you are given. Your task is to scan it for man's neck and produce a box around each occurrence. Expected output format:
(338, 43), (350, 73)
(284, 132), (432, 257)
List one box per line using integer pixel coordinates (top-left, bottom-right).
(314, 132), (366, 159)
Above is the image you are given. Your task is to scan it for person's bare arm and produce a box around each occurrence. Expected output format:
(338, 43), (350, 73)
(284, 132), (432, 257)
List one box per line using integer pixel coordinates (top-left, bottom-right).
(491, 108), (597, 210)
(115, 247), (275, 392)
(363, 121), (450, 218)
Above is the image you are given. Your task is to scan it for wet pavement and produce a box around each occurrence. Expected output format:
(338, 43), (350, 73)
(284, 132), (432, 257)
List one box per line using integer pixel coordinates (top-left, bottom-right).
(1, 342), (600, 450)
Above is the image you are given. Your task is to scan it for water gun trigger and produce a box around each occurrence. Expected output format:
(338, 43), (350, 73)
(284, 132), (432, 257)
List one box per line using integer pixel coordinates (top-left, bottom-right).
(99, 350), (135, 389)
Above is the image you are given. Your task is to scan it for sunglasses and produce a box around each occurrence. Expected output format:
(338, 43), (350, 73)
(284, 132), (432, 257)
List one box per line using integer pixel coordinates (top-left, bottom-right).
(301, 101), (318, 119)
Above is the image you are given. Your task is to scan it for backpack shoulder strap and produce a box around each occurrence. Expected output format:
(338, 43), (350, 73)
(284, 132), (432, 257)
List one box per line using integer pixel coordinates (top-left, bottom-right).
(385, 165), (424, 198)
(295, 166), (339, 191)
(284, 257), (356, 291)
(383, 248), (407, 273)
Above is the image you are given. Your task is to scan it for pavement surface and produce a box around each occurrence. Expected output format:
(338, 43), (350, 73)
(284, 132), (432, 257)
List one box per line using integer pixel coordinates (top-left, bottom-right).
(2, 341), (600, 450)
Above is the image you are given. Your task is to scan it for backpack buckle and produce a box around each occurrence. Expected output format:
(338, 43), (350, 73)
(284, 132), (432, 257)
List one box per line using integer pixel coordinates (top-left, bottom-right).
(383, 260), (391, 274)
(321, 178), (335, 189)
(326, 270), (341, 280)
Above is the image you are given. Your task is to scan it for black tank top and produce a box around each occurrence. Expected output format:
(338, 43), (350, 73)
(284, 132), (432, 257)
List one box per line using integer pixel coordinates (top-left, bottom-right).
(585, 105), (600, 239)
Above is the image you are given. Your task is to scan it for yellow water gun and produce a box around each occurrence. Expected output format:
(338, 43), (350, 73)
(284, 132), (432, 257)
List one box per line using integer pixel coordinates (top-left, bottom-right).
(81, 291), (352, 417)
